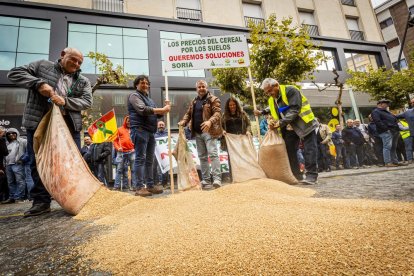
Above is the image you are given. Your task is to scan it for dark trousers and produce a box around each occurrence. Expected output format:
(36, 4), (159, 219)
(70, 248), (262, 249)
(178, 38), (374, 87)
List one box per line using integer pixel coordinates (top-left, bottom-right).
(334, 143), (349, 168)
(282, 128), (318, 181)
(344, 143), (364, 167)
(373, 137), (384, 165)
(27, 127), (81, 205)
(317, 143), (331, 171)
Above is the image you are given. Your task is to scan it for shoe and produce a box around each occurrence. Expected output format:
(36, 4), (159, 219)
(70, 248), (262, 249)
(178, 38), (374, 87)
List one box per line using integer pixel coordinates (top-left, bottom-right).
(111, 186), (120, 191)
(129, 186), (135, 191)
(202, 184), (214, 190)
(24, 203), (51, 217)
(300, 178), (318, 185)
(325, 168), (331, 172)
(385, 163), (398, 167)
(397, 162), (408, 166)
(147, 185), (164, 195)
(408, 160), (413, 165)
(135, 187), (152, 197)
(1, 198), (16, 204)
(212, 182), (221, 189)
(361, 165), (371, 169)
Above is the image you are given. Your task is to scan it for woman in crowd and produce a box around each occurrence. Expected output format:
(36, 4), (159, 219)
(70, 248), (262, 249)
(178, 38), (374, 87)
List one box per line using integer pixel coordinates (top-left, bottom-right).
(221, 96), (251, 182)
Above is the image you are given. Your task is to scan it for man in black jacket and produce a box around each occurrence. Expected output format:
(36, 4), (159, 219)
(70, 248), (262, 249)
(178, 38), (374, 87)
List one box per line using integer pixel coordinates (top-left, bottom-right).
(342, 119), (366, 168)
(88, 142), (112, 186)
(7, 47), (92, 216)
(371, 99), (400, 167)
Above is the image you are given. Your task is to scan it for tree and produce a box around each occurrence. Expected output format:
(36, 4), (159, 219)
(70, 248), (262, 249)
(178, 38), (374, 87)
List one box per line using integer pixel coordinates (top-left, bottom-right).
(82, 52), (133, 129)
(211, 14), (325, 108)
(346, 66), (414, 109)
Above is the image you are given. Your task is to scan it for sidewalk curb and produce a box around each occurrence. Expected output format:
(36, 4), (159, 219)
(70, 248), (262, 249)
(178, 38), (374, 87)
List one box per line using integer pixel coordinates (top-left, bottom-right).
(318, 165), (413, 179)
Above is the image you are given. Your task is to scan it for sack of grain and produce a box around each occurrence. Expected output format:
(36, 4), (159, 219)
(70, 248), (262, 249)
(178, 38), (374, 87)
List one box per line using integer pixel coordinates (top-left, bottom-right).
(225, 133), (267, 183)
(176, 126), (201, 191)
(34, 105), (102, 215)
(258, 130), (298, 184)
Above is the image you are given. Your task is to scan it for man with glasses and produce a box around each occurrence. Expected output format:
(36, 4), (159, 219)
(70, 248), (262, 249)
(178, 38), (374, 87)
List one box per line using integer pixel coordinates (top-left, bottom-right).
(7, 47), (92, 216)
(254, 78), (319, 185)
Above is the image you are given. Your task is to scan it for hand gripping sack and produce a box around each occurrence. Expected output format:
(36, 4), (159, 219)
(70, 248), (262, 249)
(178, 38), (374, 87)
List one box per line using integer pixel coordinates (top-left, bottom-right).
(258, 130), (298, 184)
(34, 105), (102, 215)
(175, 126), (201, 191)
(225, 133), (267, 183)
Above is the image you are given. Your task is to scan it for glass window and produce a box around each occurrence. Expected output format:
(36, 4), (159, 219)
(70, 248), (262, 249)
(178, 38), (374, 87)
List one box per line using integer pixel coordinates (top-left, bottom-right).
(160, 31), (205, 78)
(18, 28), (50, 54)
(242, 3), (263, 18)
(0, 16), (50, 70)
(176, 0), (201, 10)
(68, 23), (149, 75)
(0, 52), (16, 70)
(386, 38), (399, 50)
(312, 49), (338, 71)
(123, 36), (148, 59)
(345, 52), (380, 71)
(379, 17), (393, 29)
(299, 11), (317, 25)
(0, 26), (18, 51)
(346, 18), (360, 31)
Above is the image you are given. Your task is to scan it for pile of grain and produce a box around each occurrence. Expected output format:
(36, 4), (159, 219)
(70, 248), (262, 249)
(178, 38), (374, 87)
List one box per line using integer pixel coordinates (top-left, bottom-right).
(75, 179), (414, 275)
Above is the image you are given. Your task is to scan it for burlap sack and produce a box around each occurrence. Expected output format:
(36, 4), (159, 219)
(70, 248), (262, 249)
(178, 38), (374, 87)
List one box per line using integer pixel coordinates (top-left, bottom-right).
(34, 105), (102, 215)
(225, 133), (267, 183)
(258, 130), (298, 184)
(176, 126), (201, 191)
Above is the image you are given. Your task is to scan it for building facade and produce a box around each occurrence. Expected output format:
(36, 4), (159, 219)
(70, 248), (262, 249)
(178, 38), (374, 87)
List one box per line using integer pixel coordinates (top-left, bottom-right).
(375, 0), (414, 69)
(0, 0), (390, 132)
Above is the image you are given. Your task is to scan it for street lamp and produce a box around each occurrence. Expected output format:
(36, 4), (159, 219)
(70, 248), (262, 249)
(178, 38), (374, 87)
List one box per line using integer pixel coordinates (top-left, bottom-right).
(396, 13), (414, 106)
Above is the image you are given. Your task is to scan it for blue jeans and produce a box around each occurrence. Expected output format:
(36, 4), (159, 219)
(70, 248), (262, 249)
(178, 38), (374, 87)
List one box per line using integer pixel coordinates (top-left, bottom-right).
(379, 130), (399, 164)
(93, 162), (107, 186)
(404, 136), (413, 161)
(25, 164), (34, 194)
(26, 128), (81, 204)
(195, 132), (221, 184)
(114, 151), (137, 189)
(6, 164), (26, 200)
(131, 128), (155, 189)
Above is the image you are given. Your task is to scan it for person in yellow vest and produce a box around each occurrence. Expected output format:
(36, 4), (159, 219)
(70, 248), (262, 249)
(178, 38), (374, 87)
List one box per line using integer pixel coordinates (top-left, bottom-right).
(396, 99), (414, 164)
(398, 119), (412, 164)
(254, 78), (319, 185)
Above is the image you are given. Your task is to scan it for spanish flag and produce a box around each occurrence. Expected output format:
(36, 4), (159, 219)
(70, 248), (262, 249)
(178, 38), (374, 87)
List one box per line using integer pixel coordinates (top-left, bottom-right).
(88, 109), (118, 143)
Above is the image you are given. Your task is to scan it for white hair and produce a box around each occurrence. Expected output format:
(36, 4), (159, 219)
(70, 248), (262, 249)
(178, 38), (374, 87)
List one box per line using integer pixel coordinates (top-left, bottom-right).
(260, 78), (279, 90)
(195, 79), (208, 88)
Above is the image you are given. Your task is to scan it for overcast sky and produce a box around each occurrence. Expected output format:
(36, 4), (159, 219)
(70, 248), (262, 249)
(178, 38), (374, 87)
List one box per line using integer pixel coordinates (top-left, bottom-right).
(371, 0), (388, 7)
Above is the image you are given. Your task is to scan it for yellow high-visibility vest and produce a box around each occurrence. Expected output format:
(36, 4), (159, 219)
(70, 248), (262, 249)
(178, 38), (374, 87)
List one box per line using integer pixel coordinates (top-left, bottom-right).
(400, 119), (410, 139)
(268, 85), (315, 123)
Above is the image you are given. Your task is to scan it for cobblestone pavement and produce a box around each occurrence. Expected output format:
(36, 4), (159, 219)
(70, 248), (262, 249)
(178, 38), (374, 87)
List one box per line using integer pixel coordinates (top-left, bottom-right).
(0, 165), (413, 274)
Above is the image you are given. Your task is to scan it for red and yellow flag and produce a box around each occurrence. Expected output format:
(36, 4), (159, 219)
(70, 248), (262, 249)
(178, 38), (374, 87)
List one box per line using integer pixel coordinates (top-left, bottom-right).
(88, 109), (118, 143)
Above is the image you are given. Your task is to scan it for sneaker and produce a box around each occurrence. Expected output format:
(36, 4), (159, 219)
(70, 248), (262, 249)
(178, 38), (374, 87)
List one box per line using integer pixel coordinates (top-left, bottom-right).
(408, 160), (413, 165)
(212, 182), (221, 189)
(300, 178), (318, 185)
(147, 185), (164, 195)
(1, 198), (15, 204)
(135, 187), (152, 197)
(23, 203), (51, 217)
(385, 163), (398, 167)
(397, 162), (408, 166)
(202, 184), (214, 190)
(111, 186), (120, 191)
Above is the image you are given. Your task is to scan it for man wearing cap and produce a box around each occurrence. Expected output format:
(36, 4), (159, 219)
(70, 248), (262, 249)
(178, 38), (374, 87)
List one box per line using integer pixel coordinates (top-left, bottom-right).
(371, 99), (401, 167)
(254, 78), (319, 185)
(396, 97), (414, 164)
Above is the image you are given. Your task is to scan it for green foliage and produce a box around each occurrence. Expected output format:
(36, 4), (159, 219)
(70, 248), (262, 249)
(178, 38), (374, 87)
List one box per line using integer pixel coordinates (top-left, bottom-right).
(210, 14), (325, 107)
(346, 66), (414, 109)
(82, 52), (133, 129)
(87, 52), (133, 93)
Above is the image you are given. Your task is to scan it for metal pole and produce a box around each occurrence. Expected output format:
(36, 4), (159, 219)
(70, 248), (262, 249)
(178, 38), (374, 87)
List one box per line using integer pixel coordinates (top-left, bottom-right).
(247, 67), (262, 143)
(348, 88), (361, 121)
(164, 74), (175, 194)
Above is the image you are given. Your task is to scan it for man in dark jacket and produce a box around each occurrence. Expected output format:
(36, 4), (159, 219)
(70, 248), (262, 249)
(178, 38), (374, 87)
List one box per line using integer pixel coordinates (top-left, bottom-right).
(342, 119), (366, 168)
(128, 75), (170, 197)
(178, 80), (223, 190)
(396, 97), (414, 164)
(371, 99), (400, 167)
(88, 142), (112, 185)
(7, 47), (92, 216)
(0, 127), (9, 202)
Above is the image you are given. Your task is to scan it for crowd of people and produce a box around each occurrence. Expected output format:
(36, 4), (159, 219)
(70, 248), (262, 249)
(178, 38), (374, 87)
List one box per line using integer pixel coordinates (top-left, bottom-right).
(1, 46), (414, 217)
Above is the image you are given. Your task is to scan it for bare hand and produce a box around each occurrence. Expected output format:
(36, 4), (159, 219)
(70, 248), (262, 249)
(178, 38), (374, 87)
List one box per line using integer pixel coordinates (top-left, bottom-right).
(164, 100), (171, 106)
(178, 121), (185, 127)
(50, 94), (65, 106)
(201, 120), (212, 132)
(253, 109), (262, 116)
(222, 130), (227, 135)
(38, 83), (54, 98)
(163, 104), (171, 113)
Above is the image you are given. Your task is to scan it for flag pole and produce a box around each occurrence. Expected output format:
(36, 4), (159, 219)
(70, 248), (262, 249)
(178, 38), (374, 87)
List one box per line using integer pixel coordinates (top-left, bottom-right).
(248, 67), (261, 143)
(164, 73), (175, 194)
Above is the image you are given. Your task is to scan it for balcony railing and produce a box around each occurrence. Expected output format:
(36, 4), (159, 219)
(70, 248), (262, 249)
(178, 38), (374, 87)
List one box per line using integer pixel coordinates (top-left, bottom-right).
(244, 16), (265, 27)
(302, 24), (320, 36)
(341, 0), (356, 6)
(92, 0), (124, 13)
(349, 30), (365, 41)
(176, 7), (202, 22)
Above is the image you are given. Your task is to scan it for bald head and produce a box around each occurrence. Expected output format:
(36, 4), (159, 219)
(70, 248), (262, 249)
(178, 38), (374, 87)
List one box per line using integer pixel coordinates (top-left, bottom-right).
(60, 47), (83, 74)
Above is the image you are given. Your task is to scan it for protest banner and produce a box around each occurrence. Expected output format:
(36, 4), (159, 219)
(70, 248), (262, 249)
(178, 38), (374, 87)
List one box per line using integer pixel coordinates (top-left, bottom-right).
(163, 34), (250, 71)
